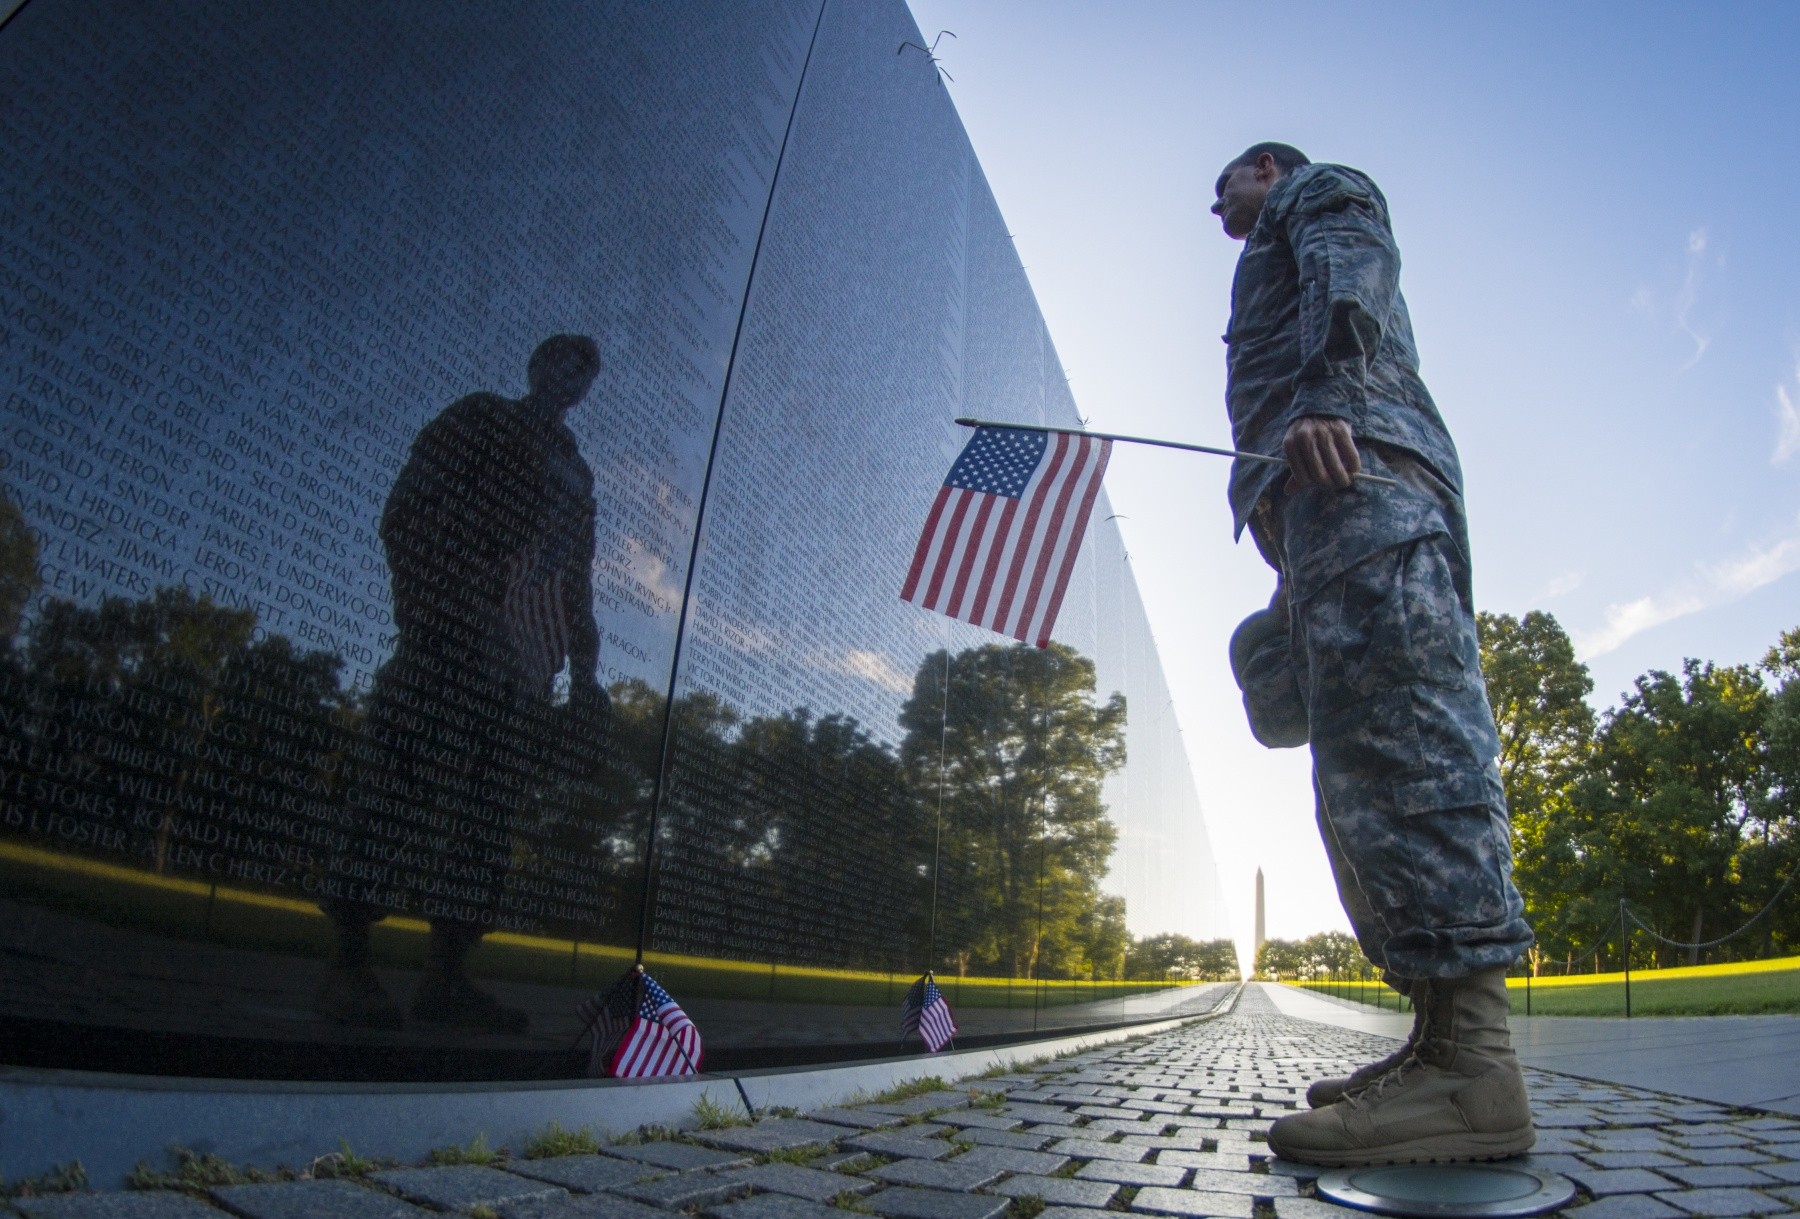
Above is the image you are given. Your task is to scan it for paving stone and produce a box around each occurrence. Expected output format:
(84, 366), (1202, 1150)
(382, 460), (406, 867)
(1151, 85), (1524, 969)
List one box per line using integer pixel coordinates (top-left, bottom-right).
(949, 1146), (1069, 1176)
(1184, 1167), (1299, 1196)
(1084, 1119), (1161, 1137)
(499, 1196), (674, 1219)
(1593, 1132), (1684, 1153)
(807, 1108), (904, 1130)
(1151, 1150), (1253, 1173)
(693, 1120), (849, 1155)
(961, 1128), (1056, 1151)
(1757, 1164), (1800, 1185)
(1592, 1153), (1695, 1170)
(1002, 1104), (1081, 1125)
(868, 1158), (1005, 1192)
(865, 1093), (973, 1117)
(986, 1175), (1118, 1208)
(613, 1173), (756, 1209)
(940, 1112), (1026, 1132)
(1566, 1169), (1683, 1195)
(1073, 1159), (1187, 1187)
(1688, 1150), (1778, 1167)
(10, 1195), (229, 1219)
(705, 1195), (844, 1219)
(1663, 1168), (1783, 1189)
(603, 1142), (753, 1172)
(862, 1186), (1011, 1219)
(504, 1156), (664, 1193)
(847, 1132), (955, 1160)
(1048, 1138), (1147, 1163)
(1036, 1208), (1113, 1219)
(1567, 1197), (1690, 1219)
(371, 1165), (567, 1211)
(209, 1179), (433, 1218)
(1129, 1187), (1256, 1217)
(811, 1151), (877, 1173)
(1270, 1199), (1363, 1219)
(728, 1163), (879, 1202)
(1656, 1189), (1791, 1216)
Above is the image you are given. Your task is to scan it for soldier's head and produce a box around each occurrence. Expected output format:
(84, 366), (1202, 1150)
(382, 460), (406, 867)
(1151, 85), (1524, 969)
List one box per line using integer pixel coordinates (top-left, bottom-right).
(527, 334), (601, 412)
(1211, 142), (1310, 240)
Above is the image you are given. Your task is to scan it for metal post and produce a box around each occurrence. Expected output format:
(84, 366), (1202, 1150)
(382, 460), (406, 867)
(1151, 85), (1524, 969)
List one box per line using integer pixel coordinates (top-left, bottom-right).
(1525, 965), (1532, 1016)
(1621, 899), (1632, 1019)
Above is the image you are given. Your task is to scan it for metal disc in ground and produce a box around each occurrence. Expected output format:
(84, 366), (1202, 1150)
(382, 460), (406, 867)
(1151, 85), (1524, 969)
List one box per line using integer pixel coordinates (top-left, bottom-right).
(1314, 1162), (1576, 1218)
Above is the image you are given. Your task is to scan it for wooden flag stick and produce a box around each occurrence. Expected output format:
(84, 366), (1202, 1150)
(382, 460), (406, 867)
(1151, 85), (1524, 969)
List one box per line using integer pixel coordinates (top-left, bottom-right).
(952, 418), (1399, 487)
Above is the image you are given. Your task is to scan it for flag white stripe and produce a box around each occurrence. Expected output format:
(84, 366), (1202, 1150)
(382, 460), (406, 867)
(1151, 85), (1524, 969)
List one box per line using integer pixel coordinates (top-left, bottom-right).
(1005, 435), (1089, 639)
(1020, 437), (1103, 645)
(911, 487), (972, 610)
(945, 493), (1008, 620)
(996, 433), (1078, 638)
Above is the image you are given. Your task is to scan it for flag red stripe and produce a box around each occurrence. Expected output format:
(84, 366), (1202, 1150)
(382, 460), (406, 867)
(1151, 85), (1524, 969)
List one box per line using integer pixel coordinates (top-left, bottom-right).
(921, 488), (976, 609)
(999, 430), (1081, 641)
(1034, 440), (1112, 646)
(1013, 435), (1095, 641)
(901, 484), (956, 601)
(988, 432), (1070, 635)
(965, 494), (1021, 627)
(943, 492), (998, 618)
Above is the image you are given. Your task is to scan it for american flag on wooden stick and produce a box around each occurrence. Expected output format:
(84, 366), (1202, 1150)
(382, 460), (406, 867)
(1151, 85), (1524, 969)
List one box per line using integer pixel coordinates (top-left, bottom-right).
(578, 967), (703, 1078)
(901, 973), (957, 1053)
(901, 426), (1112, 647)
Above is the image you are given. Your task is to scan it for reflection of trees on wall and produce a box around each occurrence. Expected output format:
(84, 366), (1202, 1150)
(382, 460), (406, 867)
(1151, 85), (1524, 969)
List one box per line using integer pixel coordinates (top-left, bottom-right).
(901, 642), (1127, 981)
(656, 695), (927, 972)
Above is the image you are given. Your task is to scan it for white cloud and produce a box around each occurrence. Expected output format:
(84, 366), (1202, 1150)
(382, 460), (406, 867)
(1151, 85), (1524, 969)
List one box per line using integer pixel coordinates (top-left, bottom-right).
(1540, 570), (1586, 599)
(1577, 516), (1800, 659)
(1776, 356), (1800, 463)
(1674, 228), (1711, 370)
(828, 648), (915, 694)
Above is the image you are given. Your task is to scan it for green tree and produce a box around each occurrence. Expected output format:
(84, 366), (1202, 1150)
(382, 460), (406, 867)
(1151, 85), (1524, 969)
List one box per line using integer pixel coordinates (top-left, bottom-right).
(1563, 659), (1771, 965)
(1476, 610), (1595, 967)
(899, 642), (1126, 981)
(1125, 933), (1239, 981)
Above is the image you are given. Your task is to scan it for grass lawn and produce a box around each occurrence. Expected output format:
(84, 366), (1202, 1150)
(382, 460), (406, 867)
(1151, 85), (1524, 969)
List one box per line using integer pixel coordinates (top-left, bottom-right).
(1291, 957), (1800, 1017)
(1, 840), (1189, 1008)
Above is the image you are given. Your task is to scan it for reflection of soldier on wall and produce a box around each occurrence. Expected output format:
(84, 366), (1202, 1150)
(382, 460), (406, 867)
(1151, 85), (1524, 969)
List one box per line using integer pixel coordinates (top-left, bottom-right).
(317, 335), (608, 1033)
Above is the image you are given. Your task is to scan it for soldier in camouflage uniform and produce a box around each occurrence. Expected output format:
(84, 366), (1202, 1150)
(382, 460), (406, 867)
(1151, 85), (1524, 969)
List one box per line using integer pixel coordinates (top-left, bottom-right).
(1213, 143), (1535, 1165)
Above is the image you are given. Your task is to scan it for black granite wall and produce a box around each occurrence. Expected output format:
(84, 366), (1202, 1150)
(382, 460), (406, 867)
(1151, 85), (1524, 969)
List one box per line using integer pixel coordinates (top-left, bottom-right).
(0, 0), (1223, 1080)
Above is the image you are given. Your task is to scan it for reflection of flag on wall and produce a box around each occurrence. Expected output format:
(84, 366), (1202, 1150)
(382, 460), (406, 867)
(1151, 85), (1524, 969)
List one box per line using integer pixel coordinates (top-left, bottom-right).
(902, 426), (1112, 648)
(578, 968), (703, 1078)
(501, 548), (569, 691)
(901, 973), (957, 1053)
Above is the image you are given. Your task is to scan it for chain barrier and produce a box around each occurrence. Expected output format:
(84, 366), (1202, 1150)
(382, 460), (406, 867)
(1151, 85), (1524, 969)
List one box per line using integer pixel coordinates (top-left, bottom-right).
(1622, 866), (1800, 952)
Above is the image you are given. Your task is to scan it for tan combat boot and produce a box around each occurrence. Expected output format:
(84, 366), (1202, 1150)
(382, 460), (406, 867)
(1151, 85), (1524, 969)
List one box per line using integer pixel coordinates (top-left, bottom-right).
(1307, 981), (1425, 1108)
(1270, 966), (1533, 1165)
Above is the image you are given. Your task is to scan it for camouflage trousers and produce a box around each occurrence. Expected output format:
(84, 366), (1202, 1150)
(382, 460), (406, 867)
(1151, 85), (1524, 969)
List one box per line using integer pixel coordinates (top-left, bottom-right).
(1240, 443), (1533, 981)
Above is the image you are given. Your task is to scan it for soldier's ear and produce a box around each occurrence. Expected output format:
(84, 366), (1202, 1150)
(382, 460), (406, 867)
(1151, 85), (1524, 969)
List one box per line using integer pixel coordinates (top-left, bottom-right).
(1256, 151), (1281, 182)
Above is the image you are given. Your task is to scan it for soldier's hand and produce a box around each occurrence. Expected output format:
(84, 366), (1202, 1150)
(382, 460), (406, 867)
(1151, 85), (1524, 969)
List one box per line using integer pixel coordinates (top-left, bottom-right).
(1283, 415), (1362, 492)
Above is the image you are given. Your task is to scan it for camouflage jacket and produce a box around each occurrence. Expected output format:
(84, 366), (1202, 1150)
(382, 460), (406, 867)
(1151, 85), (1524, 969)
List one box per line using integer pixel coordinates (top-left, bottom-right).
(1223, 162), (1462, 537)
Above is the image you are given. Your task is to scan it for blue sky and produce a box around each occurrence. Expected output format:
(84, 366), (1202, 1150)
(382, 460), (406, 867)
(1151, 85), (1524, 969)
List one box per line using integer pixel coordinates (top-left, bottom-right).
(906, 0), (1800, 950)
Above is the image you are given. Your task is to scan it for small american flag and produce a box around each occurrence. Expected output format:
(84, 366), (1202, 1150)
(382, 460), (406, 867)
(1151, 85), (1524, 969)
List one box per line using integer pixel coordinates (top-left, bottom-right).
(578, 968), (703, 1078)
(501, 547), (569, 692)
(901, 973), (957, 1053)
(901, 426), (1111, 647)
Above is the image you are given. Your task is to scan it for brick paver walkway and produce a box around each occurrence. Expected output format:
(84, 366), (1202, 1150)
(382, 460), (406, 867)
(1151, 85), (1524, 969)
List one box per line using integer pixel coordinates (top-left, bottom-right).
(14, 986), (1800, 1218)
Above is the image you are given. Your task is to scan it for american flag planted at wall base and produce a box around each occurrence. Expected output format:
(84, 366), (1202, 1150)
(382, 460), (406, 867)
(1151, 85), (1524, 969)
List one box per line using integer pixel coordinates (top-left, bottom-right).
(578, 968), (703, 1078)
(901, 973), (957, 1053)
(901, 427), (1112, 648)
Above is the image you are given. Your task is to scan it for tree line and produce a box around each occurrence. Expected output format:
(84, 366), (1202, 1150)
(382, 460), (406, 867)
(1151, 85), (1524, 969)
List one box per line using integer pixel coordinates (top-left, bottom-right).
(1483, 612), (1800, 972)
(1, 492), (1237, 986)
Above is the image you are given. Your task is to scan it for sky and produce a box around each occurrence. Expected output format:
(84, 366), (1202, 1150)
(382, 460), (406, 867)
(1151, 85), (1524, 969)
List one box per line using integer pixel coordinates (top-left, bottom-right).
(905, 0), (1800, 960)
